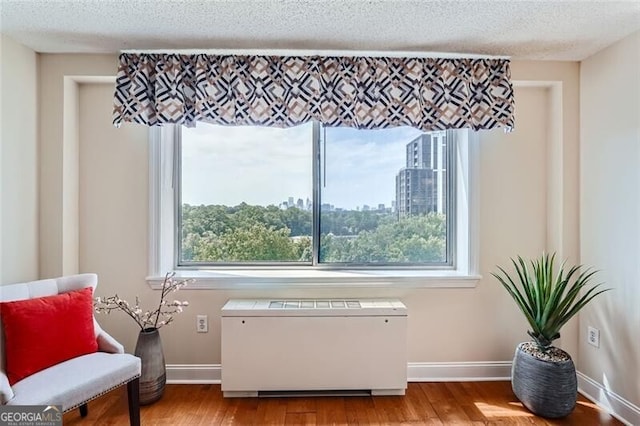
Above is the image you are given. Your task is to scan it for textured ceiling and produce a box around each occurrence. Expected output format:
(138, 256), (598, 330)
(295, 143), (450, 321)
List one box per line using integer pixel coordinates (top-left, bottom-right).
(1, 0), (639, 60)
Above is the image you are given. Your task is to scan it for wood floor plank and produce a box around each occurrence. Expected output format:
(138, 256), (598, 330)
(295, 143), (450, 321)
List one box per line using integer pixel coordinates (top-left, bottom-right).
(343, 396), (384, 425)
(385, 391), (424, 423)
(465, 381), (545, 425)
(404, 381), (443, 424)
(315, 396), (348, 426)
(420, 381), (455, 403)
(255, 397), (288, 425)
(285, 412), (317, 425)
(419, 382), (474, 424)
(287, 397), (317, 414)
(371, 396), (404, 424)
(444, 382), (487, 422)
(61, 382), (623, 425)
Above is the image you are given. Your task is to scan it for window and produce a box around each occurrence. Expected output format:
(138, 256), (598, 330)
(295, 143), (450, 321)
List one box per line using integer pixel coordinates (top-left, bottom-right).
(179, 123), (313, 264)
(174, 122), (460, 268)
(319, 126), (455, 266)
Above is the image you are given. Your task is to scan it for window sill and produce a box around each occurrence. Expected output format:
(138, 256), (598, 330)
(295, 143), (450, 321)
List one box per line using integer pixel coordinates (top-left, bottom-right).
(146, 269), (482, 290)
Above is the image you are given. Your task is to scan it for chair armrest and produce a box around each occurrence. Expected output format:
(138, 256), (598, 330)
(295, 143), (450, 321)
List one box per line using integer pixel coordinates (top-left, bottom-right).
(97, 329), (125, 354)
(0, 371), (14, 404)
(94, 318), (125, 354)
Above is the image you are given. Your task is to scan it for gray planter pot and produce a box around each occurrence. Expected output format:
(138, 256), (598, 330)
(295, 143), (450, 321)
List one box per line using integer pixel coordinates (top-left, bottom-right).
(511, 342), (577, 418)
(134, 327), (166, 405)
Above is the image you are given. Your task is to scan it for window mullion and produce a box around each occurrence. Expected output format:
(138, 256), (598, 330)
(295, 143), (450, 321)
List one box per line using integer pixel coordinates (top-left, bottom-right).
(446, 130), (457, 267)
(173, 124), (183, 269)
(312, 121), (321, 266)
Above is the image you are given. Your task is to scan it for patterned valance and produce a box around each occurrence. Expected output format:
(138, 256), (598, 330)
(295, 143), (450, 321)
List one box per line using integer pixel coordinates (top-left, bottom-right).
(113, 53), (514, 131)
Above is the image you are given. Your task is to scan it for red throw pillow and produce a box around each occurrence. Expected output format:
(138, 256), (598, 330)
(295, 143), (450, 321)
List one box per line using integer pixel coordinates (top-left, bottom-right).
(0, 287), (98, 385)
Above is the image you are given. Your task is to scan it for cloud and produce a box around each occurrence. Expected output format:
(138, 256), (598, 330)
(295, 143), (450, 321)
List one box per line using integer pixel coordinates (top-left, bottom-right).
(181, 123), (422, 209)
(182, 123), (312, 206)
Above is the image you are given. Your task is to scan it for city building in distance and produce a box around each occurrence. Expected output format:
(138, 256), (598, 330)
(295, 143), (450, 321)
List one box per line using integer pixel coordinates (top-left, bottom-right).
(395, 131), (448, 217)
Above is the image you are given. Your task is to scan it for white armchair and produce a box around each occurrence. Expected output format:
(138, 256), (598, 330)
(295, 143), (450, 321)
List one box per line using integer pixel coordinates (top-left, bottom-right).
(0, 274), (141, 425)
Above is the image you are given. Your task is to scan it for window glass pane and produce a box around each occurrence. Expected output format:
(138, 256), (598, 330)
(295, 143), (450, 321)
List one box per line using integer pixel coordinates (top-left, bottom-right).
(179, 123), (313, 263)
(319, 126), (451, 264)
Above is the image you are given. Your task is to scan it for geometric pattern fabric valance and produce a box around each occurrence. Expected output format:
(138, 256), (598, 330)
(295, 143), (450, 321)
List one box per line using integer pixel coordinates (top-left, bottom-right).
(113, 53), (514, 131)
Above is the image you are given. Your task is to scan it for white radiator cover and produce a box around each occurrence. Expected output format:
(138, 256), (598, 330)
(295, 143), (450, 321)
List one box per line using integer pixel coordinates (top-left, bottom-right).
(221, 299), (408, 397)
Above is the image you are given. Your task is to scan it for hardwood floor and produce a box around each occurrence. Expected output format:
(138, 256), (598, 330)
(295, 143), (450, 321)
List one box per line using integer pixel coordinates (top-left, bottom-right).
(63, 382), (622, 425)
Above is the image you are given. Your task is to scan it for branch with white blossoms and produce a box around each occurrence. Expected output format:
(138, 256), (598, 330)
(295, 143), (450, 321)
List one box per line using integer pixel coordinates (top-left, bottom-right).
(94, 272), (193, 331)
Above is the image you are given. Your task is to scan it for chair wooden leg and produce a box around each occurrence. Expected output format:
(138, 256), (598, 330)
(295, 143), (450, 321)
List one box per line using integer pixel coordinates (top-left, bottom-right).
(79, 403), (88, 417)
(127, 377), (141, 426)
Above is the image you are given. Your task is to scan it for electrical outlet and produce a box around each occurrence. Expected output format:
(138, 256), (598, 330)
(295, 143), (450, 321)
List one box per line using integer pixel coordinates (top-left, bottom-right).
(587, 326), (600, 347)
(197, 315), (208, 333)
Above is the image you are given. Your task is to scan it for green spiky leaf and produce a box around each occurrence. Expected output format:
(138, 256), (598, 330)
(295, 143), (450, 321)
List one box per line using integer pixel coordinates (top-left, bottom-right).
(493, 252), (610, 351)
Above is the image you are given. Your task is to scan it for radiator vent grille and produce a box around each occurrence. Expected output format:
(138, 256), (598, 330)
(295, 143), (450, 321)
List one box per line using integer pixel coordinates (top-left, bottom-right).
(222, 299), (407, 316)
(269, 300), (361, 309)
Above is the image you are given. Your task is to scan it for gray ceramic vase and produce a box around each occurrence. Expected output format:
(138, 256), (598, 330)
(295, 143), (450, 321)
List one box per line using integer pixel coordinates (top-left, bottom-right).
(134, 327), (166, 405)
(511, 342), (577, 418)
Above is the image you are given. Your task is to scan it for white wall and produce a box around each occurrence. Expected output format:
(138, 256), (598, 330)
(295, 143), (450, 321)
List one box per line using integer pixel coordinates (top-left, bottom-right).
(37, 54), (581, 367)
(38, 55), (118, 279)
(580, 30), (640, 408)
(0, 35), (39, 284)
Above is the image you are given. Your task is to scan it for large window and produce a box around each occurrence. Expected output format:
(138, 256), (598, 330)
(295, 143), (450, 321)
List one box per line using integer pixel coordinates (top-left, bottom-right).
(176, 122), (458, 268)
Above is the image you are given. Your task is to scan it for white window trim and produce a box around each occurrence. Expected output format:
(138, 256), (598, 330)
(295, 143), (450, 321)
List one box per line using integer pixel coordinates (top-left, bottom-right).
(147, 126), (480, 289)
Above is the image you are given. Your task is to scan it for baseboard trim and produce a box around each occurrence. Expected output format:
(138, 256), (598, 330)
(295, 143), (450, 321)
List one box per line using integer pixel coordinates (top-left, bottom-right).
(577, 371), (639, 426)
(166, 364), (221, 384)
(166, 362), (513, 385)
(407, 361), (512, 382)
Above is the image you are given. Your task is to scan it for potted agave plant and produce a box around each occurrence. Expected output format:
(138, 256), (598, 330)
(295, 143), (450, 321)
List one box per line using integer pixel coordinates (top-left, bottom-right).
(492, 253), (609, 418)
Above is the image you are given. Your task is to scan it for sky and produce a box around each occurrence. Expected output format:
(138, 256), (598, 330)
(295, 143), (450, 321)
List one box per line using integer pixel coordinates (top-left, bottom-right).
(181, 122), (422, 210)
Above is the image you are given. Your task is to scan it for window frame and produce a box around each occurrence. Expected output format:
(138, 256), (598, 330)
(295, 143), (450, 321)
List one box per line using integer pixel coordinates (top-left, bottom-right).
(148, 124), (480, 288)
(175, 122), (457, 268)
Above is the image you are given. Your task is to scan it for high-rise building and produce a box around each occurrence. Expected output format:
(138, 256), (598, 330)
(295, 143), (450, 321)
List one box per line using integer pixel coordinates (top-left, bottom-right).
(395, 131), (448, 217)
